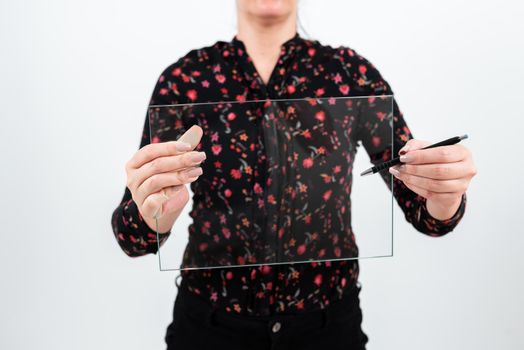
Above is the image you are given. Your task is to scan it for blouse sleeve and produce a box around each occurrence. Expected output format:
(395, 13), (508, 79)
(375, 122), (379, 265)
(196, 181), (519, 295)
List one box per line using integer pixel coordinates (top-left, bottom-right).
(110, 62), (188, 257)
(345, 48), (467, 237)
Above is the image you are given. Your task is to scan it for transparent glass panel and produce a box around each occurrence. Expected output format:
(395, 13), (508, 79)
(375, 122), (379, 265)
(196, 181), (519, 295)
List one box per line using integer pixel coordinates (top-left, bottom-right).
(148, 96), (394, 270)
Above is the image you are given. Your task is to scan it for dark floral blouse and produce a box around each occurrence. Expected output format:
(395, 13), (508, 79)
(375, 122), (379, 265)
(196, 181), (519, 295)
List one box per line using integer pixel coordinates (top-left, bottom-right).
(111, 33), (467, 316)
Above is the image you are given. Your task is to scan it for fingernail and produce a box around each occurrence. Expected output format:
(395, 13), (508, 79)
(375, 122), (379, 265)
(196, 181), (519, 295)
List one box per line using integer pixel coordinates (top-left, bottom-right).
(389, 167), (400, 176)
(178, 142), (192, 151)
(184, 166), (203, 177)
(399, 154), (413, 163)
(189, 152), (206, 163)
(399, 146), (409, 155)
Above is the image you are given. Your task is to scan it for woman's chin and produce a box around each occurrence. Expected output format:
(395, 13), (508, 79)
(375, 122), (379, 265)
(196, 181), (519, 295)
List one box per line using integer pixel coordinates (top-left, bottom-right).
(240, 0), (295, 21)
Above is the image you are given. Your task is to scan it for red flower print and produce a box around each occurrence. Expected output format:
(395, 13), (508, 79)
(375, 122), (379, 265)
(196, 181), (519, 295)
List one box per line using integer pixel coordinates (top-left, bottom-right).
(224, 189), (232, 197)
(261, 265), (271, 275)
(236, 94), (246, 102)
(297, 244), (306, 255)
(199, 242), (208, 252)
(372, 136), (381, 147)
(227, 112), (236, 121)
(287, 84), (296, 94)
(339, 84), (350, 95)
(323, 189), (332, 201)
(226, 271), (234, 280)
(212, 144), (222, 155)
(308, 47), (316, 57)
(315, 111), (325, 122)
(321, 174), (332, 183)
(152, 136), (160, 144)
(172, 67), (181, 76)
(186, 89), (197, 101)
(302, 157), (314, 168)
(341, 277), (347, 287)
(230, 169), (242, 179)
(302, 129), (311, 139)
(159, 88), (168, 95)
(334, 247), (341, 257)
(253, 182), (263, 194)
(314, 88), (325, 96)
(314, 274), (322, 287)
(359, 64), (367, 75)
(215, 74), (226, 83)
(201, 80), (210, 88)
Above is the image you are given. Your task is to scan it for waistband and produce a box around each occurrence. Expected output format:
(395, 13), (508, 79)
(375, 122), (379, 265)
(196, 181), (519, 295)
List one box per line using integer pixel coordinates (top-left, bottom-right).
(174, 278), (362, 339)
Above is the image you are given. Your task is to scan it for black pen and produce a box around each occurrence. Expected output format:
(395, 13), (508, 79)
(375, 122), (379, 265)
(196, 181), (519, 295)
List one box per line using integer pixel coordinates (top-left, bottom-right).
(360, 134), (469, 176)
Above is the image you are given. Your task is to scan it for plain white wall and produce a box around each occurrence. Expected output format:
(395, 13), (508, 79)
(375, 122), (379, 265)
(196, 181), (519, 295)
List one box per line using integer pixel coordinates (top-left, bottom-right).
(1, 0), (523, 349)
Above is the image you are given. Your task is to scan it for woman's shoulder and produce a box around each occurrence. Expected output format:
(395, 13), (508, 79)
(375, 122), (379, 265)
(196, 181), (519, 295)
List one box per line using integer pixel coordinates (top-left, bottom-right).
(307, 37), (391, 94)
(150, 40), (230, 104)
(157, 40), (226, 76)
(308, 38), (377, 71)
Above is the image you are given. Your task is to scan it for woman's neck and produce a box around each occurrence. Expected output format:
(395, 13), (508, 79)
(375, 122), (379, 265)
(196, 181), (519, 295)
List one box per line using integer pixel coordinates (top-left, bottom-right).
(236, 13), (297, 85)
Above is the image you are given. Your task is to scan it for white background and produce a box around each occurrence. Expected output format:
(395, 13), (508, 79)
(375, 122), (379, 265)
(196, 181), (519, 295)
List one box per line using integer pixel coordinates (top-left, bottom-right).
(1, 0), (523, 349)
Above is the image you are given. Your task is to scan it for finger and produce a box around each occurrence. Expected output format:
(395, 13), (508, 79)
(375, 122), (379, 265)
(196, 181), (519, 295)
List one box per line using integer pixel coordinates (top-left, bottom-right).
(396, 161), (467, 180)
(127, 140), (193, 170)
(399, 139), (432, 155)
(134, 166), (203, 205)
(390, 167), (468, 193)
(141, 186), (183, 220)
(141, 190), (167, 219)
(399, 144), (469, 165)
(158, 185), (190, 217)
(130, 151), (206, 190)
(400, 180), (463, 202)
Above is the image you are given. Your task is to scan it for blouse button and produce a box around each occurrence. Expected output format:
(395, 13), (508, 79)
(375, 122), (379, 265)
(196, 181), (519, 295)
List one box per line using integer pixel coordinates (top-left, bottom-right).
(272, 321), (282, 333)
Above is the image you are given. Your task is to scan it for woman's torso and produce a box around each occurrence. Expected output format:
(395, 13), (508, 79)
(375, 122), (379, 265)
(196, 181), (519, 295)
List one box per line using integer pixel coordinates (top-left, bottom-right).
(155, 34), (390, 317)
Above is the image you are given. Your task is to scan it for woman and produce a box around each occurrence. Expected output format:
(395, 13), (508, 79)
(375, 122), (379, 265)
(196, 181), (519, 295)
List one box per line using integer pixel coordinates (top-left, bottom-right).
(111, 1), (477, 349)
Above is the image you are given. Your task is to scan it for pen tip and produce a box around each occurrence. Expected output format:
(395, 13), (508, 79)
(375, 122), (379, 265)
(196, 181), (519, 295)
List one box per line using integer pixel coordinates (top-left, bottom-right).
(360, 168), (373, 176)
(460, 134), (469, 140)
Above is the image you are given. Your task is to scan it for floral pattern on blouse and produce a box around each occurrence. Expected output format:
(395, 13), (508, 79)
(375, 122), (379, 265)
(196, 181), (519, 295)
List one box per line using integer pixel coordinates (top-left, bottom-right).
(111, 33), (467, 316)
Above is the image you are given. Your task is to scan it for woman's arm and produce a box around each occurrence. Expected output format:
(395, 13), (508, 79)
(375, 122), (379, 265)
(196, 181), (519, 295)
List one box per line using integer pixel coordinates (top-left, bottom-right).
(111, 63), (189, 257)
(345, 49), (469, 236)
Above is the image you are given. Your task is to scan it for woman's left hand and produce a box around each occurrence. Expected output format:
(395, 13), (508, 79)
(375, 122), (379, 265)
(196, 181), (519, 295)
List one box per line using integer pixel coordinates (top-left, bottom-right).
(389, 139), (477, 221)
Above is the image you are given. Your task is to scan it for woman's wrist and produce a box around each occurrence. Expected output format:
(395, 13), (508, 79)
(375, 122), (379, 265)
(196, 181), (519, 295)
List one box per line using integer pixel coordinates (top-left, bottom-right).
(425, 193), (464, 221)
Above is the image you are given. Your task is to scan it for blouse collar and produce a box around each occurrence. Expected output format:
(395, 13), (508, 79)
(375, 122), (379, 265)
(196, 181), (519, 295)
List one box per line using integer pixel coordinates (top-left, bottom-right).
(231, 32), (303, 56)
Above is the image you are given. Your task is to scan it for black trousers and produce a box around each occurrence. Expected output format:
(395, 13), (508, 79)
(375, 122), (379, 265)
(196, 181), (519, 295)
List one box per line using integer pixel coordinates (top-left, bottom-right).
(165, 281), (368, 350)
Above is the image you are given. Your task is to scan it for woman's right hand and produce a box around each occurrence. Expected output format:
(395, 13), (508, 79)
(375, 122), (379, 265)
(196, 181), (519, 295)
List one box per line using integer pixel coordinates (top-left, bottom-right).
(125, 139), (206, 229)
